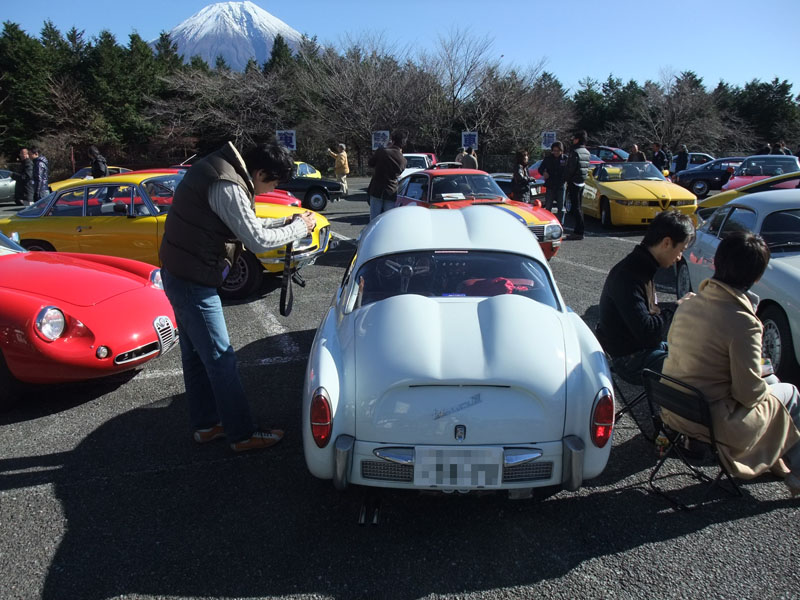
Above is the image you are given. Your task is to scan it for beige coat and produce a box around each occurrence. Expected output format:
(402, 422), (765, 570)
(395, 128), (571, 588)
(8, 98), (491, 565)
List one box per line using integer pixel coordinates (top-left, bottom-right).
(661, 278), (800, 478)
(328, 149), (349, 176)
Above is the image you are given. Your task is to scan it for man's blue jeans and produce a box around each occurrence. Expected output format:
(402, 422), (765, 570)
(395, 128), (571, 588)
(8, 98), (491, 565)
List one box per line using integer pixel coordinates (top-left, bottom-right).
(162, 268), (255, 443)
(611, 342), (669, 386)
(369, 195), (395, 221)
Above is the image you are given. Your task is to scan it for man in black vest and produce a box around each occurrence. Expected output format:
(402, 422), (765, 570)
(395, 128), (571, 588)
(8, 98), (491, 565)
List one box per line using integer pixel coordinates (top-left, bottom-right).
(160, 141), (315, 452)
(564, 130), (591, 240)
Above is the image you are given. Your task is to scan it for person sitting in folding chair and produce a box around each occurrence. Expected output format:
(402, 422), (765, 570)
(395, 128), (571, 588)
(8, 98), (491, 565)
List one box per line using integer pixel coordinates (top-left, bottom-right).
(595, 209), (696, 384)
(661, 231), (800, 497)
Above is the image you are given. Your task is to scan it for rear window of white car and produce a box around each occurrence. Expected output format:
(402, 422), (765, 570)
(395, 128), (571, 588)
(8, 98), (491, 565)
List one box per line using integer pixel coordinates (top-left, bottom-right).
(761, 209), (800, 253)
(351, 250), (558, 309)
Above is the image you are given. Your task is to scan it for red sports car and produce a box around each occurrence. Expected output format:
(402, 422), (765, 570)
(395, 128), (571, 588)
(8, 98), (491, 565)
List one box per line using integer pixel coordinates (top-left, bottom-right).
(395, 168), (563, 259)
(721, 155), (800, 192)
(0, 232), (178, 407)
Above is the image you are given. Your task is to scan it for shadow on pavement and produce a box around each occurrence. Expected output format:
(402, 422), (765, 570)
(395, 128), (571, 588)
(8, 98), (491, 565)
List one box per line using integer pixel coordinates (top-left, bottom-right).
(0, 331), (790, 598)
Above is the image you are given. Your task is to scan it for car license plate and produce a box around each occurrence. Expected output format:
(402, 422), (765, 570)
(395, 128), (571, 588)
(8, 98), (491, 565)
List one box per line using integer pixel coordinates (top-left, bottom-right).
(414, 447), (502, 488)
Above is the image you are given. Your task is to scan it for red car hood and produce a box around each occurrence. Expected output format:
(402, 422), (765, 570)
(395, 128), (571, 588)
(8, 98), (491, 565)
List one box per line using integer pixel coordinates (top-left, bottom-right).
(431, 197), (508, 209)
(0, 253), (145, 307)
(722, 175), (765, 190)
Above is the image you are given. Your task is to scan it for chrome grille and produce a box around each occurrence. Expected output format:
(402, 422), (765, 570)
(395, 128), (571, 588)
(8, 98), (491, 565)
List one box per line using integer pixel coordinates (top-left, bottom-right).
(318, 225), (331, 251)
(154, 315), (178, 354)
(114, 341), (160, 365)
(361, 460), (413, 482)
(529, 225), (545, 240)
(502, 461), (553, 482)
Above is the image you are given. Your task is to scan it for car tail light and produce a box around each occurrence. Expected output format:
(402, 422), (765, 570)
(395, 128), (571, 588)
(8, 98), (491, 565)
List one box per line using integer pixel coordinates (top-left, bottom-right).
(591, 388), (614, 448)
(310, 388), (332, 448)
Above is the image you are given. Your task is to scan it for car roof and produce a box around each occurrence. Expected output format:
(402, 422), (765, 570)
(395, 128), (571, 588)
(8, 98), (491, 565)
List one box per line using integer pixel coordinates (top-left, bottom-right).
(56, 172), (178, 190)
(403, 153), (430, 158)
(356, 205), (544, 264)
(728, 188), (800, 212)
(404, 168), (486, 177)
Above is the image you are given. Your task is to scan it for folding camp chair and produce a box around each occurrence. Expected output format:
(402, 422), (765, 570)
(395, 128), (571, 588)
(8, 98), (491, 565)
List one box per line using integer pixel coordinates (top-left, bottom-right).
(642, 368), (742, 511)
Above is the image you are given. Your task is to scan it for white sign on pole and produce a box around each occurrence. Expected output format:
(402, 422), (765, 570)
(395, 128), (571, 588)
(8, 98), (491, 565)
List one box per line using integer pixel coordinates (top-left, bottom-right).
(372, 131), (390, 150)
(461, 131), (478, 149)
(541, 131), (557, 150)
(276, 130), (297, 151)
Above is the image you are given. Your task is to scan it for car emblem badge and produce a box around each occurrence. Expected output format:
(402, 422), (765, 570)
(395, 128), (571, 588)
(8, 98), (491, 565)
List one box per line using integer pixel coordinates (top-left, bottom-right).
(454, 425), (466, 442)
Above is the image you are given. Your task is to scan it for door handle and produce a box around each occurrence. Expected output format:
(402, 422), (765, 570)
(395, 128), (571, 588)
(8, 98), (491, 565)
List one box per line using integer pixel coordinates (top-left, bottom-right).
(76, 225), (92, 232)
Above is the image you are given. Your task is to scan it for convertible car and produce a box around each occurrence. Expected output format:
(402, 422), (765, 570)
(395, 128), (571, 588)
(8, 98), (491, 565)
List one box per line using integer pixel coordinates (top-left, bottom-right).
(49, 166), (132, 192)
(0, 172), (330, 300)
(582, 162), (697, 227)
(395, 168), (563, 259)
(302, 206), (614, 496)
(676, 190), (800, 380)
(0, 231), (177, 408)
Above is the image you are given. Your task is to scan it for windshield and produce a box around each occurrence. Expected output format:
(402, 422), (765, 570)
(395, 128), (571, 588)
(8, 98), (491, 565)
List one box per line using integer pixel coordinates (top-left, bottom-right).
(761, 209), (800, 253)
(17, 192), (56, 217)
(141, 174), (184, 213)
(351, 250), (558, 309)
(431, 174), (506, 201)
(405, 156), (428, 169)
(0, 232), (25, 255)
(734, 157), (800, 177)
(595, 162), (666, 182)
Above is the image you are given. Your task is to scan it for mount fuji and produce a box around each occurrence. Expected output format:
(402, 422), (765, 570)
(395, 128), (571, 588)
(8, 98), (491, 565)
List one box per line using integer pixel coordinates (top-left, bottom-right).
(163, 1), (303, 71)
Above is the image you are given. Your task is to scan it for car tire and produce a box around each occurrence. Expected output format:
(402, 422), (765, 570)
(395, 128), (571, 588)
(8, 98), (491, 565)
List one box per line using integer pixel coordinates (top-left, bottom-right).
(759, 305), (798, 381)
(219, 251), (263, 300)
(0, 351), (22, 411)
(675, 260), (692, 298)
(21, 239), (55, 252)
(304, 188), (328, 211)
(600, 198), (613, 228)
(691, 180), (709, 198)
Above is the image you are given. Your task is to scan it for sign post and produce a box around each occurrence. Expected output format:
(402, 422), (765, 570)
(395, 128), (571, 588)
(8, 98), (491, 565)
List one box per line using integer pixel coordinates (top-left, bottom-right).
(461, 131), (478, 149)
(276, 130), (297, 151)
(372, 131), (390, 150)
(541, 131), (557, 150)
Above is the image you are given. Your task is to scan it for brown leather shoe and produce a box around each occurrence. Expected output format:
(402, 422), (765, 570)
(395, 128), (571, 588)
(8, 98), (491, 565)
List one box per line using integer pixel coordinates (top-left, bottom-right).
(230, 429), (285, 452)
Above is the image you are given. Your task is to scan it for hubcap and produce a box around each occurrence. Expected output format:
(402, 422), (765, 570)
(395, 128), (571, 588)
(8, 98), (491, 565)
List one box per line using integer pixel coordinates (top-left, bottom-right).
(677, 265), (691, 297)
(762, 320), (783, 371)
(693, 181), (708, 195)
(223, 257), (247, 291)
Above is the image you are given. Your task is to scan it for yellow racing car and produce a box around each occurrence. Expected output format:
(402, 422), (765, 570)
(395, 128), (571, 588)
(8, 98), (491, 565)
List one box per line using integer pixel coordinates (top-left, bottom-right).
(582, 162), (696, 227)
(0, 172), (330, 299)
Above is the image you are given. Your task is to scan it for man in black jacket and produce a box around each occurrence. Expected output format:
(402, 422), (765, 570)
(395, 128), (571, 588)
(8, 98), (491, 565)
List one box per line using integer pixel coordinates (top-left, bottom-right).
(367, 130), (407, 221)
(595, 210), (695, 383)
(88, 145), (109, 179)
(564, 130), (591, 240)
(540, 141), (566, 221)
(651, 142), (668, 172)
(12, 148), (34, 205)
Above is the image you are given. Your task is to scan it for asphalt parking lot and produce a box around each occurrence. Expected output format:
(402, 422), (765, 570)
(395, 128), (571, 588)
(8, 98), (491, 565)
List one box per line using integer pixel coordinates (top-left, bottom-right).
(1, 180), (798, 600)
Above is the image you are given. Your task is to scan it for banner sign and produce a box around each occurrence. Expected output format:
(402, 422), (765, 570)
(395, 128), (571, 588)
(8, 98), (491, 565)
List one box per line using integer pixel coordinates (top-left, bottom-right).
(461, 131), (478, 149)
(372, 131), (390, 150)
(541, 131), (557, 149)
(276, 130), (297, 151)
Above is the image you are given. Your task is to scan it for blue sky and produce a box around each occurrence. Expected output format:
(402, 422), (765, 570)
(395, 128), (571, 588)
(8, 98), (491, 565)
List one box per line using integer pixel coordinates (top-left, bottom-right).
(5, 0), (800, 95)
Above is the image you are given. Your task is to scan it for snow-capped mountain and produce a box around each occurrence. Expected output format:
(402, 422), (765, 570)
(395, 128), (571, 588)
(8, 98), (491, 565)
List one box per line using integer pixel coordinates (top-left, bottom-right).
(164, 1), (303, 71)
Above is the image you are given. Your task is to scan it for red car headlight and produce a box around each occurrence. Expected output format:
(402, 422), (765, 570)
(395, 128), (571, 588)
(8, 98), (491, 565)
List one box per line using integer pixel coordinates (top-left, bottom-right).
(35, 306), (66, 341)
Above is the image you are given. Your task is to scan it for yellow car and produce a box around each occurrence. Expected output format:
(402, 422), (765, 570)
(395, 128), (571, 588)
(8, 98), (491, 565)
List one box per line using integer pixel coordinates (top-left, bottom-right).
(582, 162), (696, 227)
(294, 161), (322, 178)
(696, 170), (800, 219)
(0, 172), (330, 299)
(49, 166), (132, 192)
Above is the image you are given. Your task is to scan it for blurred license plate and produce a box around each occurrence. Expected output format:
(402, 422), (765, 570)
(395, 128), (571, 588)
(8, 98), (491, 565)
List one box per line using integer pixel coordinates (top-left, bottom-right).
(414, 447), (502, 488)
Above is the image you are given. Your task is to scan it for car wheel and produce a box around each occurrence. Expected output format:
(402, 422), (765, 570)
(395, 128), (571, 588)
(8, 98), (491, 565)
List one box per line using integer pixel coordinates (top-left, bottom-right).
(219, 251), (263, 300)
(675, 260), (692, 298)
(21, 239), (55, 252)
(0, 351), (21, 411)
(691, 180), (709, 198)
(600, 198), (613, 228)
(759, 305), (798, 380)
(304, 188), (328, 211)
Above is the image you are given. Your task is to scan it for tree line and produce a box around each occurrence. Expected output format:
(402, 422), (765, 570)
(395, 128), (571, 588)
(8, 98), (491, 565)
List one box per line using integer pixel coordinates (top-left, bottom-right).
(1, 20), (799, 177)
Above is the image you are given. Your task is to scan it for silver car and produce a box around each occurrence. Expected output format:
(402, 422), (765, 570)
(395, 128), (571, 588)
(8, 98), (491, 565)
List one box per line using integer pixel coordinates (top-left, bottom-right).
(0, 170), (15, 202)
(676, 189), (800, 379)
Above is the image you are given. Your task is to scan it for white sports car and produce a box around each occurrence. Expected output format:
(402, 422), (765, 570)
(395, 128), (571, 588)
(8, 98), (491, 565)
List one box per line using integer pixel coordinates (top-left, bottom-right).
(676, 189), (800, 380)
(302, 205), (615, 497)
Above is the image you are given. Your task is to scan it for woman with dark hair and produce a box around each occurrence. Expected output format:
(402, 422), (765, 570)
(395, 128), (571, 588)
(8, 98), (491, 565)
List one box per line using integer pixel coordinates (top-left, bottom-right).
(661, 231), (800, 496)
(511, 149), (532, 203)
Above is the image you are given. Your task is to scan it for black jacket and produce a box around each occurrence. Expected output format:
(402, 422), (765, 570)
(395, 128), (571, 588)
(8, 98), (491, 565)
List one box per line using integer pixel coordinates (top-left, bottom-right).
(595, 244), (672, 357)
(564, 146), (590, 185)
(160, 142), (253, 287)
(674, 150), (689, 172)
(91, 155), (109, 179)
(511, 163), (532, 202)
(13, 158), (34, 202)
(367, 145), (406, 200)
(652, 149), (667, 170)
(539, 153), (566, 188)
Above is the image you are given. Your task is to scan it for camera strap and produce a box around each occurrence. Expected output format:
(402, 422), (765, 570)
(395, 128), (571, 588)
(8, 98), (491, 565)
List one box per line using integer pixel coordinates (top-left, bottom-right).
(279, 242), (294, 316)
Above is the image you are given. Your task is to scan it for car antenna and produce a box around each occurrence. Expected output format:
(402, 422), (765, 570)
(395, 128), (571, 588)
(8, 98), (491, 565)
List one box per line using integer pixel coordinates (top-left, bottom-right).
(179, 154), (197, 166)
